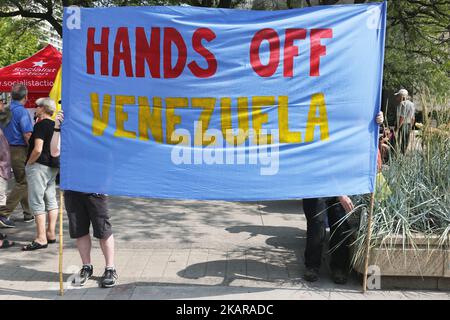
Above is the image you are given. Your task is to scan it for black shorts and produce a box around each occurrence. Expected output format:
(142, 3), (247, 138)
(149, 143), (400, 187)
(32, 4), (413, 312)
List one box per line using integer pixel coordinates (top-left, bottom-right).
(64, 190), (112, 239)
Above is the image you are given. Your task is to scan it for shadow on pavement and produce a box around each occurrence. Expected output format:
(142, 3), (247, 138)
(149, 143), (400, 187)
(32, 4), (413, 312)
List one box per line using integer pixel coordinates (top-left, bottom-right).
(178, 258), (297, 286)
(257, 200), (303, 214)
(175, 225), (307, 286)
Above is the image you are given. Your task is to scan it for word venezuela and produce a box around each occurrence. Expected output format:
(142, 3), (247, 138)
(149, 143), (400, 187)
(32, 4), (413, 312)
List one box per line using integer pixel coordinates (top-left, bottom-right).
(86, 26), (333, 145)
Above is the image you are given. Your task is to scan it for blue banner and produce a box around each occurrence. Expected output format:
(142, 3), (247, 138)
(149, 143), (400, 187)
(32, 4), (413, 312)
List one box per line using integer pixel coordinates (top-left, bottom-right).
(61, 3), (386, 200)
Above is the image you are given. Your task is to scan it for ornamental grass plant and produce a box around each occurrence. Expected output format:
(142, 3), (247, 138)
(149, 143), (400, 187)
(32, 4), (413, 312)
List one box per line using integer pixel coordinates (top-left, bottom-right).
(339, 91), (450, 271)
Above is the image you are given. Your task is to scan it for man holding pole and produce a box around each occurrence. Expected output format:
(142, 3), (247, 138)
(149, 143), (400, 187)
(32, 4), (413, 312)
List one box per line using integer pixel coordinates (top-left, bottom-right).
(302, 111), (384, 284)
(51, 111), (118, 288)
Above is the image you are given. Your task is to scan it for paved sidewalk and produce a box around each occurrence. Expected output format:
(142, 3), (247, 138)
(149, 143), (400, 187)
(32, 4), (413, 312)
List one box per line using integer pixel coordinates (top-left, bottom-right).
(0, 195), (449, 300)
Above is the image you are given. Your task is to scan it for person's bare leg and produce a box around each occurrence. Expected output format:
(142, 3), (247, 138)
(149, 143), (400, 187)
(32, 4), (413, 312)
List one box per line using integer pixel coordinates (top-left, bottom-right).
(34, 214), (47, 244)
(46, 209), (58, 241)
(76, 234), (92, 265)
(99, 234), (115, 268)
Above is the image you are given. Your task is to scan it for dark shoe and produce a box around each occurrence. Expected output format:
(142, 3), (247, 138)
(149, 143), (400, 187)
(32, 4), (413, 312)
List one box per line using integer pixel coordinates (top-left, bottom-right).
(331, 269), (348, 285)
(0, 216), (15, 228)
(100, 268), (118, 288)
(23, 215), (35, 223)
(22, 241), (48, 251)
(303, 267), (319, 282)
(72, 265), (93, 287)
(46, 231), (56, 243)
(0, 239), (14, 249)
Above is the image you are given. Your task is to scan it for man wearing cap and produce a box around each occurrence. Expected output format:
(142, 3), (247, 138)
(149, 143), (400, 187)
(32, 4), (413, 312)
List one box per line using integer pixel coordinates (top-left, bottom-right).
(22, 98), (60, 251)
(394, 89), (415, 154)
(0, 84), (34, 228)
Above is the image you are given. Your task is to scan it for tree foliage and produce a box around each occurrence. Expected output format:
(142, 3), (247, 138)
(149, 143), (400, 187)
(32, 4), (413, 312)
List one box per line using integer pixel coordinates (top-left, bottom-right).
(384, 0), (450, 95)
(0, 17), (43, 67)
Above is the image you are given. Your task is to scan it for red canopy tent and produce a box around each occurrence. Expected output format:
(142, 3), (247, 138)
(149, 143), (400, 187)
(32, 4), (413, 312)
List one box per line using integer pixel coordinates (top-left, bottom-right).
(0, 44), (62, 108)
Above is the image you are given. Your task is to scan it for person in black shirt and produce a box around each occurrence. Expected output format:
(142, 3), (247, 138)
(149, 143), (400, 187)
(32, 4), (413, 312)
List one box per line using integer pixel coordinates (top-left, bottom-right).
(22, 98), (60, 251)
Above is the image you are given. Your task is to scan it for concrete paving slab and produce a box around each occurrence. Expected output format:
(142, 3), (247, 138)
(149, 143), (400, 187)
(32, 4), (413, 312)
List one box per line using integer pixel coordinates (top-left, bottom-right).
(1, 196), (447, 300)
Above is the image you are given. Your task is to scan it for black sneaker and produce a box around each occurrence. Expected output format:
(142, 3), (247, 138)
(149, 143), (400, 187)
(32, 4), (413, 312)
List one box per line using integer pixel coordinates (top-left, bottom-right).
(72, 265), (93, 287)
(100, 268), (118, 288)
(303, 267), (320, 282)
(23, 214), (35, 223)
(331, 269), (348, 285)
(0, 216), (15, 228)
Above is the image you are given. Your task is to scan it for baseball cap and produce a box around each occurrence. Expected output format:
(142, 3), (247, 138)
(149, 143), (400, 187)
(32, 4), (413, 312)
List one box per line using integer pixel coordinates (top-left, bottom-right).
(394, 89), (408, 96)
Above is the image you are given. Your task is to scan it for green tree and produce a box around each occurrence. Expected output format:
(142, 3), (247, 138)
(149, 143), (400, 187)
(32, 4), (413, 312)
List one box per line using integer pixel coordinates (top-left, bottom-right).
(384, 0), (450, 96)
(0, 17), (43, 67)
(0, 1), (243, 37)
(252, 1), (450, 95)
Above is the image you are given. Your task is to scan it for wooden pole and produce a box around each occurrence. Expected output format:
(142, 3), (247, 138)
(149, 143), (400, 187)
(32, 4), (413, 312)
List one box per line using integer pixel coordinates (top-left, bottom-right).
(362, 100), (384, 292)
(59, 189), (64, 296)
(362, 192), (375, 293)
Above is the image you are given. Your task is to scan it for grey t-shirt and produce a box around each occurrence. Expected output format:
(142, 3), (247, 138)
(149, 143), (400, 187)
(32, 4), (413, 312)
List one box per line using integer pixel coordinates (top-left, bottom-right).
(397, 100), (415, 126)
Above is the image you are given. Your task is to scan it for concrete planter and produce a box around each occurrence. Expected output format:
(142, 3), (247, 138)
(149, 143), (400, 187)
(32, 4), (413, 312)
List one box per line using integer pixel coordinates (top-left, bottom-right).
(353, 234), (450, 290)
